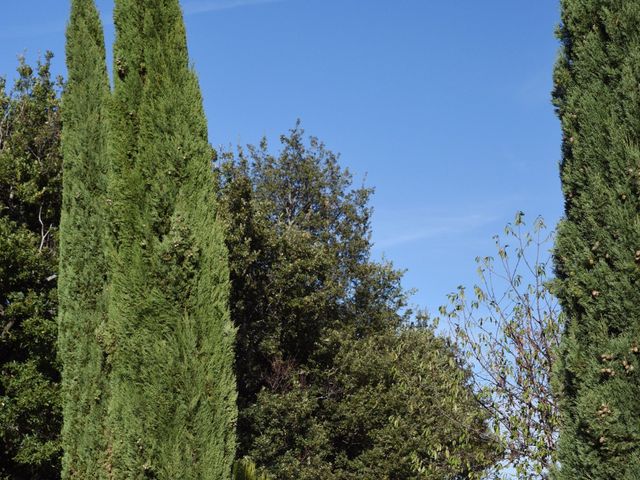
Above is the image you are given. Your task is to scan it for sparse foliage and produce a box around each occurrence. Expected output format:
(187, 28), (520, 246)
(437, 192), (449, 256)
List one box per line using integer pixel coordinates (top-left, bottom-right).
(443, 213), (562, 479)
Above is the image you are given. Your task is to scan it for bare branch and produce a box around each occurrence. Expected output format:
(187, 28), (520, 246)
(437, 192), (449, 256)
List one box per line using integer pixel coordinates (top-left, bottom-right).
(38, 204), (52, 252)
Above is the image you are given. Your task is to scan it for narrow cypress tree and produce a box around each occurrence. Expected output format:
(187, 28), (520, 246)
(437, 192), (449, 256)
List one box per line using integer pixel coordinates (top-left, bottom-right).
(57, 1), (110, 478)
(106, 1), (236, 478)
(553, 1), (640, 478)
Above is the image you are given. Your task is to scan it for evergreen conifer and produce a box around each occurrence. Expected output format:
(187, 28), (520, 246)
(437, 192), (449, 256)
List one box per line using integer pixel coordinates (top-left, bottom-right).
(57, 1), (110, 477)
(106, 1), (236, 477)
(553, 1), (640, 477)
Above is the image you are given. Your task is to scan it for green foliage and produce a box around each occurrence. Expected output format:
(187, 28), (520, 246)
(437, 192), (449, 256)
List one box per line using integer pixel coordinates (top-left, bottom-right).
(57, 1), (110, 477)
(218, 124), (398, 405)
(445, 214), (562, 479)
(552, 1), (640, 478)
(247, 327), (499, 479)
(0, 55), (62, 479)
(219, 125), (499, 479)
(107, 1), (236, 477)
(0, 50), (506, 480)
(233, 458), (270, 480)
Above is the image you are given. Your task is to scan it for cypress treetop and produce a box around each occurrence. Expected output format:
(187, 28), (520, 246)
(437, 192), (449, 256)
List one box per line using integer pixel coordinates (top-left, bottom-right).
(107, 1), (236, 477)
(58, 0), (110, 478)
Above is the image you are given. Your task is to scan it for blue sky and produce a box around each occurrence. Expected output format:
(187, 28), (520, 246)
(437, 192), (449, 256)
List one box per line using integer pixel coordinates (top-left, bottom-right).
(0, 0), (563, 314)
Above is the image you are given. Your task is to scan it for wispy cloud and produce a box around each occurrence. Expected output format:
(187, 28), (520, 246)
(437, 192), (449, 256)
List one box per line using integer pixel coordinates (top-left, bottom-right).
(516, 69), (553, 108)
(374, 213), (497, 249)
(183, 0), (287, 15)
(0, 22), (64, 40)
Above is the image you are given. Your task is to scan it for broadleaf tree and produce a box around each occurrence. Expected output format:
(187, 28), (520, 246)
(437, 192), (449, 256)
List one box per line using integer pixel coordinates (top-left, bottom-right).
(0, 55), (63, 479)
(218, 125), (500, 479)
(445, 214), (562, 479)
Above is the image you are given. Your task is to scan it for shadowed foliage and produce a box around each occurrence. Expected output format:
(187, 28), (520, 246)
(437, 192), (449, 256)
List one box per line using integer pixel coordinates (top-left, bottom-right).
(0, 55), (62, 479)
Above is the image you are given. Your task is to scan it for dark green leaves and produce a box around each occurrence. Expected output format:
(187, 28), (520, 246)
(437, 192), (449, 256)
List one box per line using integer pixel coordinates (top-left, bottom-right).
(0, 54), (62, 480)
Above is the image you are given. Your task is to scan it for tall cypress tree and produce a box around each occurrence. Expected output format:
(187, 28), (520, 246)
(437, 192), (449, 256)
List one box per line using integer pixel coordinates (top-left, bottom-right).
(58, 1), (110, 478)
(553, 1), (640, 478)
(107, 1), (236, 478)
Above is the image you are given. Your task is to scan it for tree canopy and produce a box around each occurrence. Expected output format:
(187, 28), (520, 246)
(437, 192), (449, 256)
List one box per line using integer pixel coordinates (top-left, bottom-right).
(219, 126), (500, 478)
(0, 54), (62, 480)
